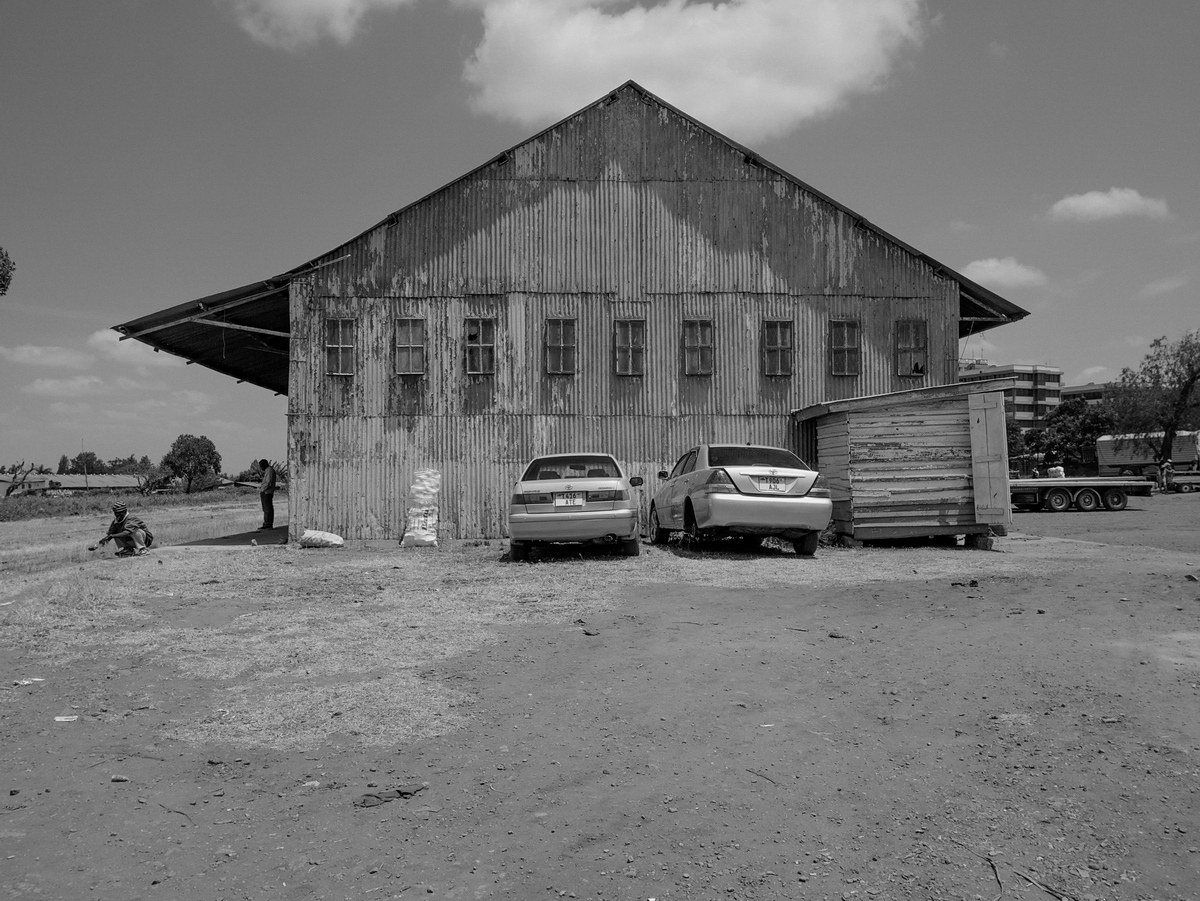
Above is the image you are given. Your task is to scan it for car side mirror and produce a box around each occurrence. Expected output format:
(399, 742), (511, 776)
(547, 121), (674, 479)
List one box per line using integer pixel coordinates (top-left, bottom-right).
(629, 476), (643, 487)
(657, 470), (668, 479)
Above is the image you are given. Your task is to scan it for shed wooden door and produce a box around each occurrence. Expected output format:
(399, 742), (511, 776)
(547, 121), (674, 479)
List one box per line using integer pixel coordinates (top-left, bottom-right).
(968, 391), (1011, 526)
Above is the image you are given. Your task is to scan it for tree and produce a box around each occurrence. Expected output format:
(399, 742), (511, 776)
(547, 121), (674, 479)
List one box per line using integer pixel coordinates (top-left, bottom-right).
(57, 454), (70, 475)
(66, 450), (109, 475)
(1024, 396), (1115, 472)
(0, 247), (13, 296)
(2, 461), (51, 496)
(1108, 329), (1200, 463)
(1005, 418), (1027, 461)
(136, 465), (174, 496)
(161, 434), (222, 493)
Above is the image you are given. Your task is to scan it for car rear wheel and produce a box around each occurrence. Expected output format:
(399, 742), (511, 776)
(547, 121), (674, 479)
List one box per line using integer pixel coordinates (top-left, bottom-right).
(1044, 488), (1072, 512)
(509, 540), (530, 562)
(793, 531), (819, 557)
(1075, 488), (1101, 512)
(648, 505), (669, 545)
(621, 538), (640, 557)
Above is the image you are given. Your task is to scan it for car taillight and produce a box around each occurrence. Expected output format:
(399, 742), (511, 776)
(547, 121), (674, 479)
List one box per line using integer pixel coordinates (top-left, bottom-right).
(586, 489), (629, 501)
(514, 492), (553, 504)
(805, 473), (831, 498)
(699, 469), (738, 494)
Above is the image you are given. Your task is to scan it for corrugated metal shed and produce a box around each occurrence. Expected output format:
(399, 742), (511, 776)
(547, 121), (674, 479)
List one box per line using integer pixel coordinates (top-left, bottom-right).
(793, 380), (1014, 541)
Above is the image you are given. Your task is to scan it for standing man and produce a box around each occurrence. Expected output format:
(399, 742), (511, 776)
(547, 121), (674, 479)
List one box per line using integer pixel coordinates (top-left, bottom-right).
(257, 458), (277, 530)
(97, 501), (152, 557)
(1159, 458), (1174, 493)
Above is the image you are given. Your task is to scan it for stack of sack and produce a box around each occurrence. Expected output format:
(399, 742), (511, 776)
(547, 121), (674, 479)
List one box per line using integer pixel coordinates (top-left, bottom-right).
(401, 469), (441, 547)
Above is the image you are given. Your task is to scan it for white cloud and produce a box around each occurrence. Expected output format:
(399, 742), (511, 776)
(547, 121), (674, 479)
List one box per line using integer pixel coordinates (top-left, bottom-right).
(87, 330), (182, 368)
(1048, 188), (1170, 223)
(949, 220), (976, 233)
(225, 0), (927, 142)
(0, 345), (93, 368)
(1136, 274), (1188, 299)
(461, 0), (926, 142)
(21, 376), (105, 398)
(961, 257), (1047, 289)
(225, 0), (416, 48)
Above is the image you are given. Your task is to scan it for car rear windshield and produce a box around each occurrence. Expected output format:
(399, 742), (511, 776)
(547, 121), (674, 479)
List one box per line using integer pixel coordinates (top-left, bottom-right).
(708, 446), (809, 469)
(522, 456), (621, 481)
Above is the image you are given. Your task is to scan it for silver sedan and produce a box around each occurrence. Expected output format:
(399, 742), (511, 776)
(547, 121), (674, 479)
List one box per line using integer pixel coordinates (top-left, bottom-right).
(649, 444), (832, 555)
(507, 453), (644, 561)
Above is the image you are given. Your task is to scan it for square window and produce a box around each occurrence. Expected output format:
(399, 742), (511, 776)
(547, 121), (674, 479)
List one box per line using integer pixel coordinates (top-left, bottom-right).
(465, 318), (496, 375)
(762, 320), (793, 377)
(325, 318), (354, 376)
(895, 319), (928, 377)
(395, 318), (426, 375)
(545, 318), (577, 375)
(613, 319), (646, 376)
(829, 319), (861, 377)
(683, 320), (714, 376)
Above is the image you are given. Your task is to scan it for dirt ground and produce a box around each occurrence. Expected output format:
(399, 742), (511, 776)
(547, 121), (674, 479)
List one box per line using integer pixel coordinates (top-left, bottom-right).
(1, 493), (1198, 901)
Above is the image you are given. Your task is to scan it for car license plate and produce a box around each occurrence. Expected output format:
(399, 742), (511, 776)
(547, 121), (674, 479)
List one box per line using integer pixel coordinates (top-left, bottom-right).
(554, 492), (584, 507)
(758, 477), (785, 493)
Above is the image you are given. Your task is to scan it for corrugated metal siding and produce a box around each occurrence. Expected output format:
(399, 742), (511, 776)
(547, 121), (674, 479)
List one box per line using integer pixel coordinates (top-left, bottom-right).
(288, 90), (963, 540)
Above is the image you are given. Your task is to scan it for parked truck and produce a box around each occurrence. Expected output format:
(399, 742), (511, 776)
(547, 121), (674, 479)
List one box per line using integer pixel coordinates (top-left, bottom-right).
(1095, 431), (1200, 478)
(1010, 476), (1153, 512)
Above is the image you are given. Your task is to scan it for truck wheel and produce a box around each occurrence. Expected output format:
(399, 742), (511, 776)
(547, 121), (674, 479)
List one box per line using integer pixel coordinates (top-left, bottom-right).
(1045, 488), (1072, 512)
(1102, 488), (1128, 511)
(1075, 488), (1101, 512)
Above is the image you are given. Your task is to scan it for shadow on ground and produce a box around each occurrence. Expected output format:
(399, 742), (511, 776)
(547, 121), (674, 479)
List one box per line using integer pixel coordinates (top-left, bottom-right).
(182, 526), (288, 547)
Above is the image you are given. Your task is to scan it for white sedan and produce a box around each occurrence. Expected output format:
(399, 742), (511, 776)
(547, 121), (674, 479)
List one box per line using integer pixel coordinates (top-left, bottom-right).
(507, 453), (644, 561)
(649, 444), (832, 555)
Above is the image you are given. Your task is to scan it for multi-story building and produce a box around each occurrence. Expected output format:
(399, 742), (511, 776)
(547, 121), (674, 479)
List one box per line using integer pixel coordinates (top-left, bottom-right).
(959, 362), (1062, 429)
(1060, 382), (1110, 406)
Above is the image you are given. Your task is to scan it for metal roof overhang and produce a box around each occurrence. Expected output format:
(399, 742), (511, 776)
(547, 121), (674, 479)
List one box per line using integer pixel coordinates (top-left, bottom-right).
(113, 278), (292, 394)
(954, 275), (1029, 340)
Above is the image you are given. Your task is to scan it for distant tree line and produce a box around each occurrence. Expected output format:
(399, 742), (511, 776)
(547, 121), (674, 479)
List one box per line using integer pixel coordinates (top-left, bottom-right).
(4, 435), (290, 497)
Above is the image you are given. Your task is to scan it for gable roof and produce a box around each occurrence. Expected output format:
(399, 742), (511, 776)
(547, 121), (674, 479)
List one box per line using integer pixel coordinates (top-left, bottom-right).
(113, 80), (1028, 395)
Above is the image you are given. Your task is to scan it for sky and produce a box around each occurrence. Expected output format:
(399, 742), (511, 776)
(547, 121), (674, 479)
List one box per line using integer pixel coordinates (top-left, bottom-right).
(2, 0), (1197, 472)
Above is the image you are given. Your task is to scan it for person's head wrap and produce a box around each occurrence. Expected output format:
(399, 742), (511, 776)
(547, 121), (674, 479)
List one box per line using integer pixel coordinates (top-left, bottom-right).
(112, 502), (127, 516)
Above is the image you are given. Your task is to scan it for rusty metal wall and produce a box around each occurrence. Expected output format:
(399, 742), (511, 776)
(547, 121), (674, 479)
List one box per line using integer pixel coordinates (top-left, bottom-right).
(287, 89), (961, 540)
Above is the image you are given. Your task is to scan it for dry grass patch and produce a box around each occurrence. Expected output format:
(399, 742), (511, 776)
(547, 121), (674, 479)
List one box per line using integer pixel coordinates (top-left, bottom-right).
(2, 535), (1148, 752)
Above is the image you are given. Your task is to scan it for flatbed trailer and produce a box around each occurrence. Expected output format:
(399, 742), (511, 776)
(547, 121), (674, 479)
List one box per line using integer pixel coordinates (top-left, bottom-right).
(1010, 477), (1152, 512)
(1167, 473), (1200, 494)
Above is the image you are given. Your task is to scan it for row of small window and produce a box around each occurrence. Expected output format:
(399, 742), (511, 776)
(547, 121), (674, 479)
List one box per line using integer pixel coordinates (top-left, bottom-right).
(325, 317), (930, 379)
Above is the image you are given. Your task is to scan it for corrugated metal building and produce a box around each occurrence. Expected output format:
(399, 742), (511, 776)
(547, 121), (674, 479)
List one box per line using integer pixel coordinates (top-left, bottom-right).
(114, 81), (1027, 541)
